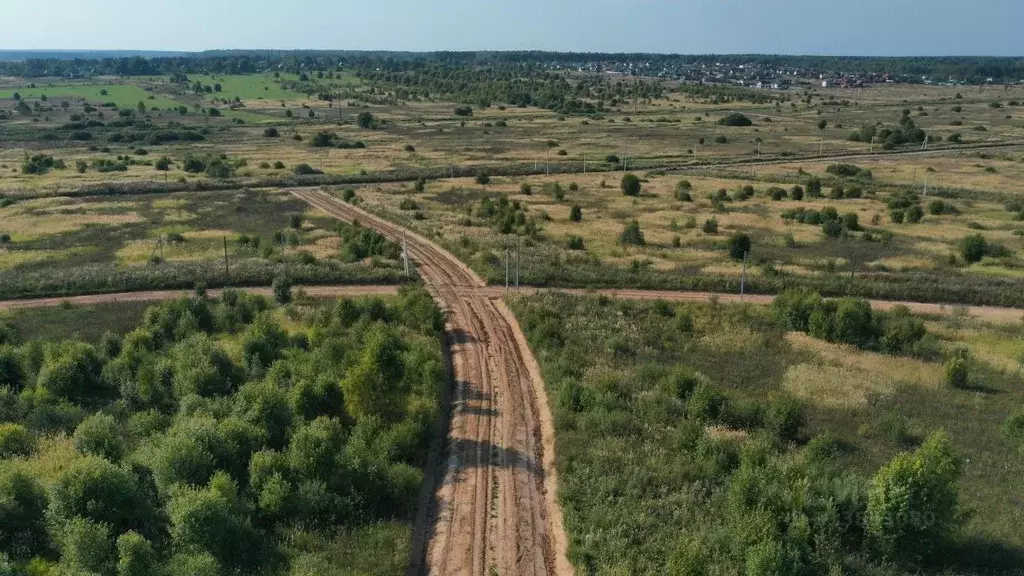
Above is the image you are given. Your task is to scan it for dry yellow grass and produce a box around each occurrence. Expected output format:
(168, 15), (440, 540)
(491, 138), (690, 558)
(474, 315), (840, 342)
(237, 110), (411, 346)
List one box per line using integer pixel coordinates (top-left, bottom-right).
(782, 332), (942, 408)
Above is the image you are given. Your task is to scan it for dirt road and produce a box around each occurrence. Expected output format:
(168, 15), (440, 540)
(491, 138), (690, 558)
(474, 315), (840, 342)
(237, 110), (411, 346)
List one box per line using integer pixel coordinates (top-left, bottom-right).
(292, 189), (572, 576)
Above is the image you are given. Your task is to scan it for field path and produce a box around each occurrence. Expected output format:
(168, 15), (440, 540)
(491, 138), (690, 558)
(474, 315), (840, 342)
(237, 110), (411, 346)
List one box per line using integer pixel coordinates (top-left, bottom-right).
(291, 189), (573, 576)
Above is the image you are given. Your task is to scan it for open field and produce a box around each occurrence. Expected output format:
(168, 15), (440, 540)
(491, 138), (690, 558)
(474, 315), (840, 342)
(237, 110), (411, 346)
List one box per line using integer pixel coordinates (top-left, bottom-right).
(3, 57), (1024, 576)
(509, 291), (1024, 575)
(0, 188), (409, 298)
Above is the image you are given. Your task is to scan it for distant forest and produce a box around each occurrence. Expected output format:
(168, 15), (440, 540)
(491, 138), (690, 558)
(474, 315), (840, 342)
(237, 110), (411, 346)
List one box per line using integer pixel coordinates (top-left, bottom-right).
(0, 51), (1022, 83)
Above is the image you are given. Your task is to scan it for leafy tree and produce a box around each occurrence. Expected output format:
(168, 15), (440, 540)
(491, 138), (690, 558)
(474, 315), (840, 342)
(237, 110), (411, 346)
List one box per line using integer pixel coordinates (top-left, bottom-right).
(0, 468), (48, 559)
(866, 430), (963, 562)
(59, 516), (114, 575)
(152, 416), (226, 489)
(73, 412), (125, 462)
(806, 177), (822, 197)
(241, 316), (287, 372)
(474, 171), (490, 185)
(357, 111), (374, 129)
(569, 205), (582, 222)
(168, 478), (261, 570)
(0, 423), (33, 458)
(116, 531), (158, 576)
(959, 234), (987, 263)
(906, 205), (924, 223)
(944, 350), (970, 389)
(617, 220), (645, 246)
(817, 119), (828, 130)
(342, 325), (406, 422)
(171, 333), (238, 398)
(764, 393), (806, 443)
(288, 416), (347, 482)
(620, 173), (641, 196)
(717, 112), (753, 126)
(263, 127), (279, 138)
(727, 233), (751, 260)
(272, 275), (292, 305)
(50, 456), (160, 538)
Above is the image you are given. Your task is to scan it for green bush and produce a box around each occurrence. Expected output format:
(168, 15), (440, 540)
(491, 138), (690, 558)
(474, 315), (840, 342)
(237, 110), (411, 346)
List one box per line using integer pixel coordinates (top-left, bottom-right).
(0, 468), (48, 559)
(727, 233), (751, 260)
(702, 218), (718, 234)
(0, 423), (34, 458)
(73, 412), (125, 461)
(1004, 408), (1024, 446)
(618, 220), (645, 246)
(944, 350), (970, 389)
(717, 112), (753, 126)
(866, 430), (963, 562)
(272, 275), (292, 304)
(620, 173), (641, 196)
(959, 234), (987, 263)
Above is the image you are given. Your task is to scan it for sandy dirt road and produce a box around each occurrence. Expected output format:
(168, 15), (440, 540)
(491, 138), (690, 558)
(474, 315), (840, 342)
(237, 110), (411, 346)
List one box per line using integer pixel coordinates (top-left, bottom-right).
(292, 189), (572, 576)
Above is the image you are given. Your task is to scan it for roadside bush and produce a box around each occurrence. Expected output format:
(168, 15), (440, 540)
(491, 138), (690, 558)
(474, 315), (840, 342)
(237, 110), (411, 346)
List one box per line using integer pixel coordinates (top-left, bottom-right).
(272, 275), (292, 304)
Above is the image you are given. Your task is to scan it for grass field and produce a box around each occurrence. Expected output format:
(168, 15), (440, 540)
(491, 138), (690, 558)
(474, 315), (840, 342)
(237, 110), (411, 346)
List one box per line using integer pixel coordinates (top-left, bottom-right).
(509, 291), (1024, 575)
(0, 188), (409, 298)
(0, 81), (182, 110)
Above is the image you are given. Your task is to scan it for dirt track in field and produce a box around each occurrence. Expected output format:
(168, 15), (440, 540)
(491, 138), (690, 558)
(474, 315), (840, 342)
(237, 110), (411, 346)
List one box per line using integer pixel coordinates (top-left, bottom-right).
(292, 189), (573, 576)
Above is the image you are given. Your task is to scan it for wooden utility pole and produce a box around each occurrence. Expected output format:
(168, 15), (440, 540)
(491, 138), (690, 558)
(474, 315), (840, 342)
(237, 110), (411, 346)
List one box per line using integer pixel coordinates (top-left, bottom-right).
(223, 237), (230, 276)
(504, 248), (510, 292)
(740, 251), (748, 300)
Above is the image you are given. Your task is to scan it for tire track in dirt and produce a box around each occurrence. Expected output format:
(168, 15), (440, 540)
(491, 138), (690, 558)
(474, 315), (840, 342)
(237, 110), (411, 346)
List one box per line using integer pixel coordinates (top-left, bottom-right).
(292, 189), (571, 576)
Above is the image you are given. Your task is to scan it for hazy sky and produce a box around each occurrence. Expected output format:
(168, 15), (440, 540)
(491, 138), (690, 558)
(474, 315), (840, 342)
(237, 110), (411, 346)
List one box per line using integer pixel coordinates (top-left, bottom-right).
(2, 0), (1021, 55)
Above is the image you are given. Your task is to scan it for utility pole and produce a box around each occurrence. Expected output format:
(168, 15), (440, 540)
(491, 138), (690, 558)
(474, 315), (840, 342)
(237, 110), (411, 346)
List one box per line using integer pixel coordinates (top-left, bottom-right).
(756, 141), (761, 160)
(819, 138), (824, 156)
(159, 236), (164, 261)
(403, 230), (409, 276)
(740, 251), (748, 300)
(223, 237), (229, 276)
(515, 236), (521, 289)
(923, 173), (929, 197)
(546, 149), (550, 175)
(504, 247), (510, 292)
(583, 153), (586, 174)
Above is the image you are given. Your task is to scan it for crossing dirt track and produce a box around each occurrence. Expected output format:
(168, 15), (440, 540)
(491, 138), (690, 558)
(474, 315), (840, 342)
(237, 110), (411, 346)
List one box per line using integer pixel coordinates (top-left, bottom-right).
(292, 189), (572, 576)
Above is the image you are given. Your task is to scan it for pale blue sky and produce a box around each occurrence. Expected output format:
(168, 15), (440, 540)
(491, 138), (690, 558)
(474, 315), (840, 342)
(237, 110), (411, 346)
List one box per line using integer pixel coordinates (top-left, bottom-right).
(2, 0), (1021, 55)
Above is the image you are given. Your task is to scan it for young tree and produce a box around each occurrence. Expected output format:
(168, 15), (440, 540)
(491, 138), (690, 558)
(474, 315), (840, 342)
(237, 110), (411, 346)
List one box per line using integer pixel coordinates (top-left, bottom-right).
(116, 531), (159, 576)
(727, 233), (751, 260)
(0, 468), (49, 559)
(620, 173), (641, 196)
(357, 111), (374, 129)
(569, 205), (583, 222)
(618, 220), (646, 246)
(272, 275), (292, 305)
(342, 325), (406, 422)
(866, 430), (963, 562)
(73, 412), (125, 462)
(959, 234), (987, 263)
